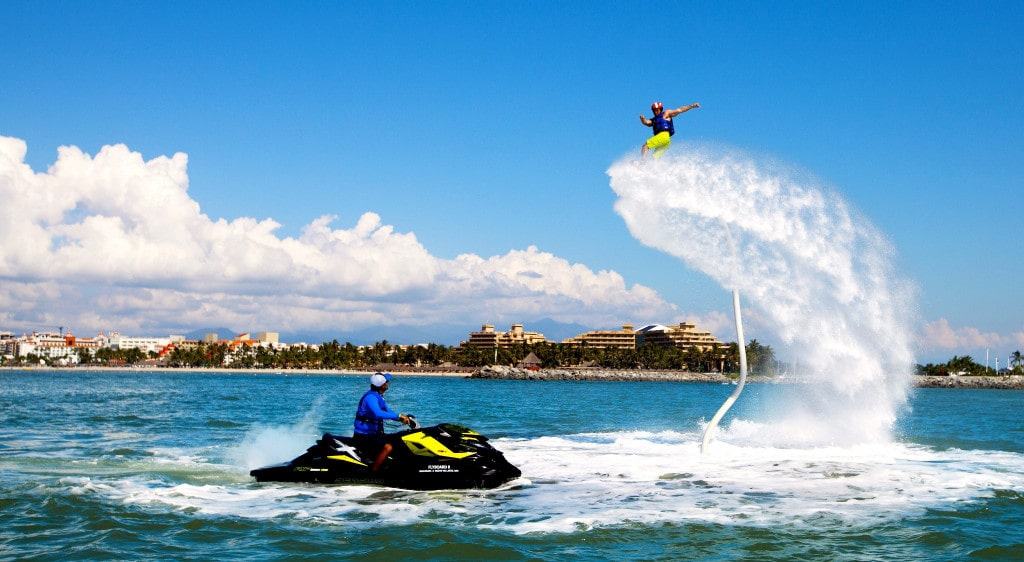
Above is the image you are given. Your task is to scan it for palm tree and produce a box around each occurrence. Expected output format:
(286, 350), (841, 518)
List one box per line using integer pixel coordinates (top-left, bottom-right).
(720, 342), (740, 374)
(947, 355), (984, 376)
(1011, 350), (1023, 372)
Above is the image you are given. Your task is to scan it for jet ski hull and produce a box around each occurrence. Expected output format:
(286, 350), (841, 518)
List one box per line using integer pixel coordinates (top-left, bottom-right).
(249, 423), (521, 490)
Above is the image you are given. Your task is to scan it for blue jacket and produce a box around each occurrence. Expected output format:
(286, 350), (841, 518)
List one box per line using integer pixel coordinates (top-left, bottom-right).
(353, 389), (400, 435)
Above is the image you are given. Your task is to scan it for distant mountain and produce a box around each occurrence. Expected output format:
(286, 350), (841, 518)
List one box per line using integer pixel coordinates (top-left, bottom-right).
(285, 324), (470, 347)
(183, 327), (237, 341)
(523, 317), (592, 342)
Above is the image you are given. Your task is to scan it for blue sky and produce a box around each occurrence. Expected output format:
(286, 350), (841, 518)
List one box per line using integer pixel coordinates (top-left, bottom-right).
(1, 1), (1021, 365)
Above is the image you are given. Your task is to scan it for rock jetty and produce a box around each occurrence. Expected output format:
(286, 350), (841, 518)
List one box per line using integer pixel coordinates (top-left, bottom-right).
(914, 375), (1024, 390)
(473, 366), (728, 383)
(473, 367), (1024, 389)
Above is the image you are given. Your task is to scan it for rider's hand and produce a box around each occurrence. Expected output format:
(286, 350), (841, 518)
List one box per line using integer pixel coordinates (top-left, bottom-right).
(399, 414), (410, 425)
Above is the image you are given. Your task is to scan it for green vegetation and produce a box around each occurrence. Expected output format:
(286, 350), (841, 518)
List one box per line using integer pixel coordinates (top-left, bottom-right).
(15, 338), (1021, 378)
(917, 352), (1024, 377)
(152, 338), (781, 374)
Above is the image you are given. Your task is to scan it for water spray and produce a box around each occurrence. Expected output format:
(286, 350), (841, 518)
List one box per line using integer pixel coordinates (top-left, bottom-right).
(609, 147), (917, 446)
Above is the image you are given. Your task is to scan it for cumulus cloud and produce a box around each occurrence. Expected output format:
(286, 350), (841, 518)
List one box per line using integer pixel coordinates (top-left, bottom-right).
(919, 318), (1023, 356)
(0, 135), (675, 338)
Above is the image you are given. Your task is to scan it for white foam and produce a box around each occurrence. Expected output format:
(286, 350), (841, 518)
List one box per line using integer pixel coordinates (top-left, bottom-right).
(67, 430), (1023, 534)
(493, 431), (1023, 533)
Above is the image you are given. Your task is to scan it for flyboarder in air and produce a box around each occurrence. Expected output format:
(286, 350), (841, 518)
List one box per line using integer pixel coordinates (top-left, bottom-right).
(639, 101), (700, 159)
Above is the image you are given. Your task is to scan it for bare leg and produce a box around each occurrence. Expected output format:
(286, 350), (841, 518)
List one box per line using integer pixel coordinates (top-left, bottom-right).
(372, 443), (393, 472)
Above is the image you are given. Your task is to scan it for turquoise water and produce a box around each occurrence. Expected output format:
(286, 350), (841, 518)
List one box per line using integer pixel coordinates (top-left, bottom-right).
(2, 370), (1023, 560)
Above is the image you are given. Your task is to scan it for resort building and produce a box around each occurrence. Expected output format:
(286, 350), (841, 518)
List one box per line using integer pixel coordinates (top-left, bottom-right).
(462, 324), (548, 349)
(109, 332), (184, 354)
(11, 330), (109, 365)
(257, 332), (279, 344)
(0, 332), (15, 359)
(0, 327), (288, 366)
(227, 332), (284, 348)
(561, 324), (638, 350)
(561, 322), (724, 352)
(67, 332), (108, 352)
(636, 322), (723, 351)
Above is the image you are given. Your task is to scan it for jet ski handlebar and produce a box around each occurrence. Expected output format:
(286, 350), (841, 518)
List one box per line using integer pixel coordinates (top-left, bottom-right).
(390, 414), (420, 430)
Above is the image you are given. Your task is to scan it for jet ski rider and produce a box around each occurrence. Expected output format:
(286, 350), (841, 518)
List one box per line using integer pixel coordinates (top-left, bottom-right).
(353, 372), (412, 472)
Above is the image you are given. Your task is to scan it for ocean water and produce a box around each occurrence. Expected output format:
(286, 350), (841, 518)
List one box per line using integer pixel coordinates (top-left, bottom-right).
(2, 370), (1022, 561)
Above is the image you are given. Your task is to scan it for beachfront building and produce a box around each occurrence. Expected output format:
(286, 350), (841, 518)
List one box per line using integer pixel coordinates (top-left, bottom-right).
(109, 332), (184, 355)
(561, 324), (638, 350)
(12, 331), (109, 365)
(223, 332), (285, 349)
(0, 332), (15, 361)
(463, 324), (548, 349)
(636, 322), (723, 351)
(561, 322), (724, 352)
(0, 327), (292, 367)
(67, 332), (109, 353)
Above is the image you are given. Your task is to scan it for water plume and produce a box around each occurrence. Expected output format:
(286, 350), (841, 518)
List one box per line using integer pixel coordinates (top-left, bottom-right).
(608, 145), (917, 445)
(227, 396), (328, 470)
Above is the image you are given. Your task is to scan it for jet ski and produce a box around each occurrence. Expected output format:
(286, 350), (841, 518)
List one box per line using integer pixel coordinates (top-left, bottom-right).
(249, 418), (521, 490)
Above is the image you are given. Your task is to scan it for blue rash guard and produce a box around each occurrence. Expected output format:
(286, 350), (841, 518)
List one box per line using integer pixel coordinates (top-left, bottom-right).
(353, 389), (400, 436)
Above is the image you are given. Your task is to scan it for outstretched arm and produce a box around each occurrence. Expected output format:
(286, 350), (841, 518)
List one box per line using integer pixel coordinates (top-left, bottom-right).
(664, 103), (700, 118)
(365, 397), (400, 421)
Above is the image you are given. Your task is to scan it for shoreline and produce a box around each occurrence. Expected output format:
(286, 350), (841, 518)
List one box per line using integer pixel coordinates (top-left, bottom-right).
(0, 365), (472, 378)
(474, 366), (1024, 389)
(3, 366), (1022, 389)
(912, 374), (1024, 389)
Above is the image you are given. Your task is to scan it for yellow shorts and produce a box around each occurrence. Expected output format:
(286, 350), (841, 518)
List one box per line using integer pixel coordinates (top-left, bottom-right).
(645, 131), (671, 158)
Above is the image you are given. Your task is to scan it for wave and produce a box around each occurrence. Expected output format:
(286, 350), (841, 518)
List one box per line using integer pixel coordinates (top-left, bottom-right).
(22, 427), (1019, 536)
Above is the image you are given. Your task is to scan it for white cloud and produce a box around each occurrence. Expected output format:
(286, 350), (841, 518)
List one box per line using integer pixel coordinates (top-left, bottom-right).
(0, 135), (675, 337)
(919, 318), (1023, 358)
(681, 310), (734, 340)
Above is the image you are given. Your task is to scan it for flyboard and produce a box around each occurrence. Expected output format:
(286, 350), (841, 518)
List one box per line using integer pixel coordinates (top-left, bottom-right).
(700, 289), (748, 454)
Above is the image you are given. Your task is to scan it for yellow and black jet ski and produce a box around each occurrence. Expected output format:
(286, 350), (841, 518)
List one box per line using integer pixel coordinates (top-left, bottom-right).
(249, 419), (521, 490)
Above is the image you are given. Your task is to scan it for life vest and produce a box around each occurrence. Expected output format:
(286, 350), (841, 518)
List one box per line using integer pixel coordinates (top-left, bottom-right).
(652, 113), (675, 136)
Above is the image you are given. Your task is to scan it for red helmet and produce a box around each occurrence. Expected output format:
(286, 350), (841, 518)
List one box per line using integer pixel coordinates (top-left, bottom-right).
(651, 101), (664, 112)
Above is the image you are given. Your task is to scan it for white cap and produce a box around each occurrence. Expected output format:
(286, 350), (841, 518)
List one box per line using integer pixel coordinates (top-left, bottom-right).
(370, 372), (391, 388)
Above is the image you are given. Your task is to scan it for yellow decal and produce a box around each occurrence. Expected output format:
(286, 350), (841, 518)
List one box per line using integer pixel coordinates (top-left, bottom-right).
(402, 432), (474, 459)
(327, 455), (368, 466)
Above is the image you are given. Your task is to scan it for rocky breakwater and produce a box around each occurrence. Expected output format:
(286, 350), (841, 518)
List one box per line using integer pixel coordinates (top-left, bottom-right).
(915, 375), (1024, 390)
(472, 366), (728, 383)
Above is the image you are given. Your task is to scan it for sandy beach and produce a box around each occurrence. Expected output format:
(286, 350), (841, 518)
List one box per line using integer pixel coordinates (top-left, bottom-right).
(0, 365), (472, 378)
